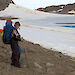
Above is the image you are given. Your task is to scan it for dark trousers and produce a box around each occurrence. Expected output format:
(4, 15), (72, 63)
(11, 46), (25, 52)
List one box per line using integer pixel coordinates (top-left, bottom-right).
(10, 39), (20, 65)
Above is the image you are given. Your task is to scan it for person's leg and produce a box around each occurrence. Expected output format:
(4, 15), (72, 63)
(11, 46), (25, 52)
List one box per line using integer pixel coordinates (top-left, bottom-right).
(10, 39), (21, 67)
(10, 41), (15, 65)
(14, 47), (20, 66)
(11, 50), (15, 64)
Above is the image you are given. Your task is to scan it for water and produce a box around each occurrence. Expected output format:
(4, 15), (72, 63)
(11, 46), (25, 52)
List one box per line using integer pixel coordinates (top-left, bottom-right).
(56, 23), (75, 28)
(56, 23), (75, 24)
(21, 15), (75, 28)
(62, 25), (75, 28)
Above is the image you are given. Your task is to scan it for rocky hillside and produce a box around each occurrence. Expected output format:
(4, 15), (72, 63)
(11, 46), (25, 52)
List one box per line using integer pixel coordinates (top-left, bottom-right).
(0, 32), (75, 75)
(37, 3), (75, 14)
(0, 0), (14, 11)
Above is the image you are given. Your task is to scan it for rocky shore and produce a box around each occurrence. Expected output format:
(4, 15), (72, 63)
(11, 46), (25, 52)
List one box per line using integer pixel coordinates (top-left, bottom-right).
(0, 34), (75, 75)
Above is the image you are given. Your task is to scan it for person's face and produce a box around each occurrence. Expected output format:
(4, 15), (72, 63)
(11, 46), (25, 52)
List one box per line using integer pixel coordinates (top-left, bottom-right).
(15, 25), (20, 29)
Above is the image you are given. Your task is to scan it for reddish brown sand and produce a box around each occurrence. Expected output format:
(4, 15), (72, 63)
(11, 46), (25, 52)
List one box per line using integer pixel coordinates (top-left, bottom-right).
(0, 35), (75, 75)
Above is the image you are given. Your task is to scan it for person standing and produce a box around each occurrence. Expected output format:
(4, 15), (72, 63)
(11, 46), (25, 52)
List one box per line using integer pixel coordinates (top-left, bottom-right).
(10, 22), (24, 68)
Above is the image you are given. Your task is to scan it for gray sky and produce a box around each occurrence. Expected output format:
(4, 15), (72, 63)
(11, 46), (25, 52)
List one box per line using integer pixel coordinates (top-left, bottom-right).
(13, 0), (75, 9)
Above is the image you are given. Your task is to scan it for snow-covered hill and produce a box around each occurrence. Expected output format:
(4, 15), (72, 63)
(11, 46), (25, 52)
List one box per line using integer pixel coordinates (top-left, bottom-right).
(0, 4), (73, 20)
(0, 4), (51, 20)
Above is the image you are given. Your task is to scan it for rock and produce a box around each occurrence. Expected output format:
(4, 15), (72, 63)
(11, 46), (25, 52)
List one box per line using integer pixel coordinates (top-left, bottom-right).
(37, 3), (75, 14)
(59, 52), (62, 54)
(23, 65), (27, 68)
(0, 0), (15, 11)
(34, 62), (42, 69)
(33, 62), (43, 73)
(46, 63), (54, 67)
(35, 44), (40, 46)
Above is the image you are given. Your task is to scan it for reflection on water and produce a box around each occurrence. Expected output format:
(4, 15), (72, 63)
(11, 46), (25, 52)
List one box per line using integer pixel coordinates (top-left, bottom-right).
(62, 25), (75, 28)
(56, 23), (75, 24)
(56, 23), (75, 28)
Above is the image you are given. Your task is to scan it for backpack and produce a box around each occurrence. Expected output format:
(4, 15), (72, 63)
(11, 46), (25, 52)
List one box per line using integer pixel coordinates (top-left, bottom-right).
(2, 22), (13, 44)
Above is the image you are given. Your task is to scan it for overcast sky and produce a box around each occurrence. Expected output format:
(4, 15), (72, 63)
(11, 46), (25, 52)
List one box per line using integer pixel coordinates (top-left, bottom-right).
(13, 0), (75, 9)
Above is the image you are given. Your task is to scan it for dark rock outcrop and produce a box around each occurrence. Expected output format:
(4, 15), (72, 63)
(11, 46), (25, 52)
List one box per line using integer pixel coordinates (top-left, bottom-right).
(0, 0), (15, 11)
(37, 3), (75, 14)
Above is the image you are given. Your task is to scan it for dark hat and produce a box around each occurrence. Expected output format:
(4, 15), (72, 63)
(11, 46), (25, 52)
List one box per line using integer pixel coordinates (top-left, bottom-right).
(15, 22), (21, 26)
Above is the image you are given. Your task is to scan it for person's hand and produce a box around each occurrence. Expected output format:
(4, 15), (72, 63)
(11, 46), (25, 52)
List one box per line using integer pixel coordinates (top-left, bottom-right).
(21, 37), (24, 41)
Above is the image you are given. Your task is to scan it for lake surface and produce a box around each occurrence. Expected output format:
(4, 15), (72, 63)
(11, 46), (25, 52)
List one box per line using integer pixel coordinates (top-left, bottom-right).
(21, 15), (75, 28)
(56, 23), (75, 28)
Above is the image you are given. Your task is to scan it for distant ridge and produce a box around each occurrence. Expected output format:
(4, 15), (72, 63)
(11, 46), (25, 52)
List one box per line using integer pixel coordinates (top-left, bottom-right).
(37, 3), (75, 14)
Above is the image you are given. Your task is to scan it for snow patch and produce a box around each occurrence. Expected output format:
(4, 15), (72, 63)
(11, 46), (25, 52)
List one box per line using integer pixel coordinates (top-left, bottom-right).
(68, 10), (75, 13)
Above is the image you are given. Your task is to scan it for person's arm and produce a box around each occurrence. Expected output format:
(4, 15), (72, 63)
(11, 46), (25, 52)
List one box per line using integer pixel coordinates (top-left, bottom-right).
(11, 29), (24, 41)
(12, 30), (21, 41)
